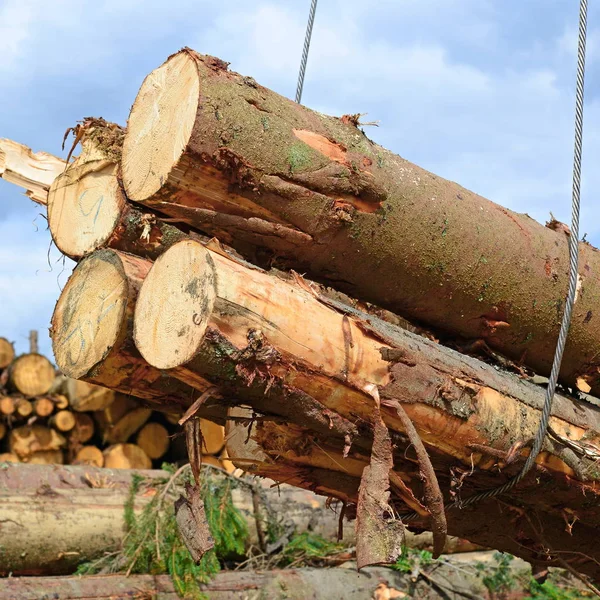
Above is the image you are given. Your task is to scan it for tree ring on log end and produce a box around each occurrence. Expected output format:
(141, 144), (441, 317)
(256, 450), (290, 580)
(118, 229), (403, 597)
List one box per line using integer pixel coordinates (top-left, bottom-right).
(134, 239), (216, 370)
(48, 162), (126, 258)
(51, 250), (129, 380)
(122, 52), (199, 202)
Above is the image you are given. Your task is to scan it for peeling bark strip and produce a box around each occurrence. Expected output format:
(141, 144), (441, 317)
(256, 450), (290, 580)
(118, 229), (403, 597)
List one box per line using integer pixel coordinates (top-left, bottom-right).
(385, 399), (447, 558)
(174, 483), (214, 563)
(123, 48), (600, 397)
(356, 406), (404, 569)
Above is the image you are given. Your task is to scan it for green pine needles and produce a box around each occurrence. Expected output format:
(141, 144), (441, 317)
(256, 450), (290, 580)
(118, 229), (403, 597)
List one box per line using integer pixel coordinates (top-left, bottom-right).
(77, 464), (249, 599)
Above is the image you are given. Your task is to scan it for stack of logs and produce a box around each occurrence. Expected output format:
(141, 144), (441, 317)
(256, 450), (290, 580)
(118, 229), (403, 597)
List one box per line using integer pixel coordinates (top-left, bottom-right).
(4, 49), (600, 577)
(0, 336), (232, 470)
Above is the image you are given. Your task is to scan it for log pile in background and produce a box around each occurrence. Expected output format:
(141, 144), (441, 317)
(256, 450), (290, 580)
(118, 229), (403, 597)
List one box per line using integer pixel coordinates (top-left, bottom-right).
(4, 51), (600, 579)
(0, 336), (231, 470)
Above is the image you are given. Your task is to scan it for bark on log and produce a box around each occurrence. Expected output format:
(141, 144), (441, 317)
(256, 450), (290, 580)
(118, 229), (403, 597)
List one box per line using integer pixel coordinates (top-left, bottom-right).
(0, 463), (351, 575)
(50, 248), (212, 412)
(0, 568), (428, 600)
(0, 337), (15, 368)
(123, 48), (600, 396)
(0, 138), (64, 205)
(9, 353), (56, 396)
(131, 238), (600, 577)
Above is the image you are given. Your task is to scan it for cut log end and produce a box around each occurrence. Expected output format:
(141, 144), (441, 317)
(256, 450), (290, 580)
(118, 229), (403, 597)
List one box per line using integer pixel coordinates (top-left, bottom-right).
(136, 422), (170, 459)
(0, 337), (15, 368)
(134, 239), (216, 369)
(10, 354), (56, 396)
(34, 397), (55, 417)
(103, 443), (152, 469)
(51, 410), (77, 432)
(51, 250), (131, 379)
(75, 445), (104, 467)
(122, 51), (199, 202)
(48, 161), (126, 258)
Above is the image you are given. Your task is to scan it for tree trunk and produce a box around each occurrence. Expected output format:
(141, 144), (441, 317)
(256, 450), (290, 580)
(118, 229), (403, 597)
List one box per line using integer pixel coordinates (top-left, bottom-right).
(0, 568), (449, 600)
(50, 248), (212, 412)
(127, 238), (600, 577)
(0, 463), (352, 575)
(9, 353), (56, 396)
(123, 49), (600, 396)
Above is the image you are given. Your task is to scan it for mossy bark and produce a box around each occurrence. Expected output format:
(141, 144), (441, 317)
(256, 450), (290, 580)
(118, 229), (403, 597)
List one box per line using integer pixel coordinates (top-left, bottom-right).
(124, 49), (600, 397)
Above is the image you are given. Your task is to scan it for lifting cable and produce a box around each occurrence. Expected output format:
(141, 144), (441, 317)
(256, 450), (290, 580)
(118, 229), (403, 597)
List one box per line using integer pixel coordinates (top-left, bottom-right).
(295, 0), (588, 514)
(295, 0), (318, 104)
(405, 0), (588, 520)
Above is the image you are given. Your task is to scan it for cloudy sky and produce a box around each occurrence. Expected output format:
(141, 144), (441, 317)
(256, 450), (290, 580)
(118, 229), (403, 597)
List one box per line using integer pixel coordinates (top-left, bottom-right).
(1, 0), (599, 359)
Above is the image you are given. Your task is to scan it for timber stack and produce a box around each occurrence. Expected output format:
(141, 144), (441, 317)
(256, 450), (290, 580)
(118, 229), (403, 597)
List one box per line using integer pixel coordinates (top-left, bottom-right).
(0, 335), (232, 470)
(3, 48), (600, 579)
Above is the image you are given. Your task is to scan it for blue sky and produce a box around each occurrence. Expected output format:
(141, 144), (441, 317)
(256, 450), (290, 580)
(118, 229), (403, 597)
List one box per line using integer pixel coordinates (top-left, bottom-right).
(1, 0), (599, 359)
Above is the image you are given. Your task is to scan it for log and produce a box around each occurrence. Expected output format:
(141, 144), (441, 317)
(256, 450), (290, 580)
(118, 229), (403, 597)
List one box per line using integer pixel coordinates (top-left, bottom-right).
(47, 120), (194, 261)
(74, 445), (104, 467)
(104, 407), (151, 443)
(0, 568), (434, 600)
(28, 449), (64, 464)
(10, 353), (56, 396)
(29, 329), (38, 354)
(0, 138), (64, 205)
(94, 391), (138, 436)
(103, 443), (152, 469)
(123, 49), (600, 396)
(0, 336), (15, 368)
(50, 409), (77, 432)
(15, 397), (33, 418)
(0, 395), (15, 415)
(62, 378), (115, 412)
(132, 239), (600, 577)
(9, 425), (66, 460)
(0, 453), (19, 463)
(199, 417), (225, 454)
(34, 396), (55, 417)
(70, 412), (95, 444)
(50, 248), (211, 411)
(0, 463), (350, 575)
(136, 421), (170, 459)
(54, 394), (69, 409)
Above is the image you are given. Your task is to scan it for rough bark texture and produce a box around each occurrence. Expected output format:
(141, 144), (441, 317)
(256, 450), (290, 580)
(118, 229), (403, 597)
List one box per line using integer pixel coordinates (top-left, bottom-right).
(0, 463), (352, 575)
(123, 48), (600, 397)
(0, 567), (471, 600)
(130, 239), (600, 577)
